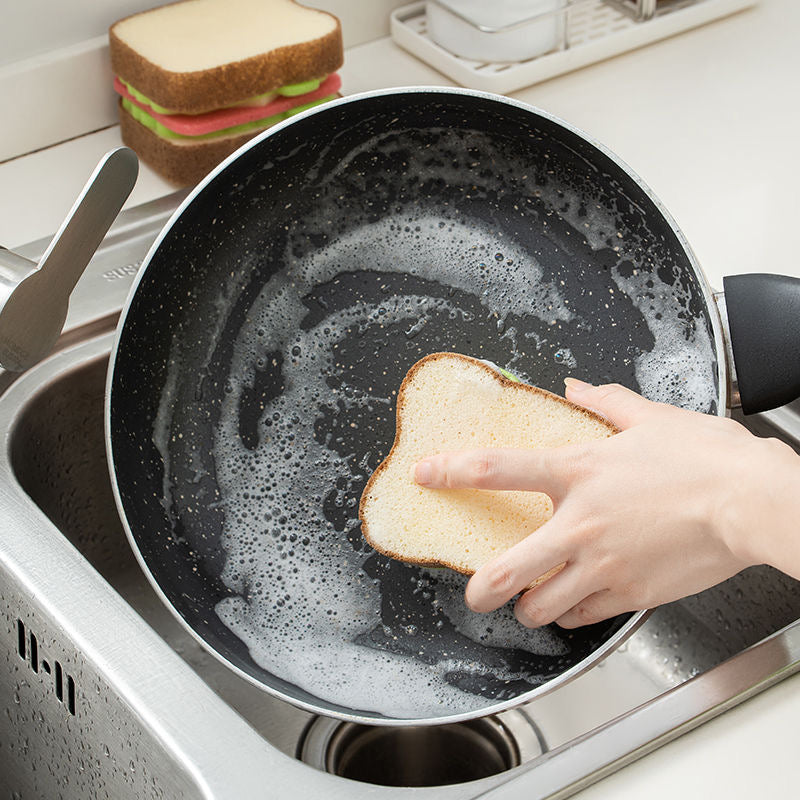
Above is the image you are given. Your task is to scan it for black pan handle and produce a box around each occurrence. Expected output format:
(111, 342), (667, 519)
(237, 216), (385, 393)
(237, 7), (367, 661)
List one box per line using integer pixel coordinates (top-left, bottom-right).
(723, 273), (800, 414)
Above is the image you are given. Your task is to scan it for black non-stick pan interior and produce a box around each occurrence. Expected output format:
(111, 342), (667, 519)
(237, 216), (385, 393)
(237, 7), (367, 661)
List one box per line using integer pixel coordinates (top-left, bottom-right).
(109, 90), (721, 722)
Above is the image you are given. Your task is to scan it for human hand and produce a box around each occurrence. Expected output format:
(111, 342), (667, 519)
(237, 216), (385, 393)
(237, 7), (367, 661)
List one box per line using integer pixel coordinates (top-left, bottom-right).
(413, 380), (800, 628)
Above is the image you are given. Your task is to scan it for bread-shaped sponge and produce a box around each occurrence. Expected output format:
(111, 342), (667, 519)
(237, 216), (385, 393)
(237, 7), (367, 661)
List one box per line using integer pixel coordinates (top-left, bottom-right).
(359, 353), (618, 575)
(110, 0), (343, 114)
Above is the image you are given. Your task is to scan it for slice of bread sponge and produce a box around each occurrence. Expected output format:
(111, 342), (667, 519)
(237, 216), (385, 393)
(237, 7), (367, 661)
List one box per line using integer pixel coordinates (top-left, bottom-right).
(359, 353), (618, 575)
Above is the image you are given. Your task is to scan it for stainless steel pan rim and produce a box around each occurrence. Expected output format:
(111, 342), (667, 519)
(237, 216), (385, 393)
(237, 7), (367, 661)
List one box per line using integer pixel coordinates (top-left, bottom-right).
(105, 86), (721, 726)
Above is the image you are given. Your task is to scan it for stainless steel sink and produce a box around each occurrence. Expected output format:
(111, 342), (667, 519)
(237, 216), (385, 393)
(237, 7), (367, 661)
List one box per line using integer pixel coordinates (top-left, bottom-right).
(2, 194), (800, 798)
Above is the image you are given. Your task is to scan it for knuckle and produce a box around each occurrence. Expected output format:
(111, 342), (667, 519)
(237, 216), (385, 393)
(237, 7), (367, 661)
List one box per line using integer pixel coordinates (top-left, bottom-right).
(465, 450), (500, 488)
(560, 445), (592, 485)
(590, 544), (616, 572)
(717, 415), (739, 431)
(593, 383), (626, 402)
(764, 435), (796, 462)
(608, 581), (639, 606)
(620, 579), (641, 599)
(515, 596), (550, 628)
(561, 515), (597, 551)
(572, 602), (601, 626)
(716, 415), (747, 439)
(440, 454), (465, 489)
(484, 560), (516, 597)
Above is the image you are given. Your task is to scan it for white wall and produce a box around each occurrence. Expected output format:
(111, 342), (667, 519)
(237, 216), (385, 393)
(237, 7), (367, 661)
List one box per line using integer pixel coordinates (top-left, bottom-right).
(0, 0), (408, 66)
(1, 1), (150, 67)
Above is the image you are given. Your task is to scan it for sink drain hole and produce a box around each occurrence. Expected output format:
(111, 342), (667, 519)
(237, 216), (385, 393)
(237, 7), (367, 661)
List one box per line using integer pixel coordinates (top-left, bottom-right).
(300, 711), (544, 787)
(333, 720), (515, 786)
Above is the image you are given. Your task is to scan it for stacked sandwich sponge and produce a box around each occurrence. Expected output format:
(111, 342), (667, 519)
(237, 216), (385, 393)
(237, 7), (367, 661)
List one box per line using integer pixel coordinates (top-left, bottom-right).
(109, 0), (344, 186)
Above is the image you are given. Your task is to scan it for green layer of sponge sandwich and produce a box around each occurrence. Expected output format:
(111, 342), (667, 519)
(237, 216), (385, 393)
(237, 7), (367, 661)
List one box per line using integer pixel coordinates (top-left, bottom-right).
(120, 76), (327, 116)
(121, 94), (335, 142)
(115, 72), (341, 139)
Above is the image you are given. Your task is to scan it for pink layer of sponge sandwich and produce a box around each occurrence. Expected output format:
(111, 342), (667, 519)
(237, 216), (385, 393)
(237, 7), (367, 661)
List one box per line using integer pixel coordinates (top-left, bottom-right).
(113, 72), (341, 138)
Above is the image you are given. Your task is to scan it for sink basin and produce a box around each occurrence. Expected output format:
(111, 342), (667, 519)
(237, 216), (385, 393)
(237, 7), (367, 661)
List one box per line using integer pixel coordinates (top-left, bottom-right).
(2, 193), (800, 798)
(3, 328), (800, 798)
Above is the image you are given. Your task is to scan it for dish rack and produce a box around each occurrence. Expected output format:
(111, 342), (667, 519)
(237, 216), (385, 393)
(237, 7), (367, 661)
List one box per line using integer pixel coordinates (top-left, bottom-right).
(390, 0), (757, 94)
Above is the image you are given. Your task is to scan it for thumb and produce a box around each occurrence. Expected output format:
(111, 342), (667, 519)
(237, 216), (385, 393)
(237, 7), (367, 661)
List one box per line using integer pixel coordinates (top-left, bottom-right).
(564, 379), (655, 430)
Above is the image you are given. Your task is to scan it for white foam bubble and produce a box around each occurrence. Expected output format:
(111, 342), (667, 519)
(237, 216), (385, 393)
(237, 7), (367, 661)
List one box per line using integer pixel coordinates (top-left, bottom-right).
(611, 266), (717, 411)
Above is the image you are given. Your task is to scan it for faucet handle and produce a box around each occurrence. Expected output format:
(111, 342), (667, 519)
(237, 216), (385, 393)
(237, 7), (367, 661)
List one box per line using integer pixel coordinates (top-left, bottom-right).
(0, 147), (139, 372)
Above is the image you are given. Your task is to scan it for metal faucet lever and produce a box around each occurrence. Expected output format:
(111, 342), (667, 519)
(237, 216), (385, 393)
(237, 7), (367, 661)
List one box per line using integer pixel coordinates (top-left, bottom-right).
(0, 147), (139, 372)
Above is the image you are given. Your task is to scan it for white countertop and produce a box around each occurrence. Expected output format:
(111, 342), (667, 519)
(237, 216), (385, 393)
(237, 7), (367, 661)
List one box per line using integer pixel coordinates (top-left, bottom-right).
(2, 0), (799, 796)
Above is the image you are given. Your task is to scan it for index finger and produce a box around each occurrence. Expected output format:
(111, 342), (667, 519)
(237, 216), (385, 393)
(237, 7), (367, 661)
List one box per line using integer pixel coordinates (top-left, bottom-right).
(412, 447), (574, 504)
(465, 515), (572, 612)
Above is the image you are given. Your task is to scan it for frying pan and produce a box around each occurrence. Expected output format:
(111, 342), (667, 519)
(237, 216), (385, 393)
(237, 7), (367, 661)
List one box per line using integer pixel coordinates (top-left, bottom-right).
(106, 88), (800, 725)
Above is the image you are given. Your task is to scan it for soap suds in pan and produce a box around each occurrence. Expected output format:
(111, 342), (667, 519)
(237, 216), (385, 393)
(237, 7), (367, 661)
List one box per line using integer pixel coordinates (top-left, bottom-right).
(151, 124), (718, 718)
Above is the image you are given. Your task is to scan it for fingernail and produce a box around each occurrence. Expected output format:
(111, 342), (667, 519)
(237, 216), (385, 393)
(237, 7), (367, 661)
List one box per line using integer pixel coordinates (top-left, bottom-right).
(564, 377), (592, 393)
(413, 460), (433, 486)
